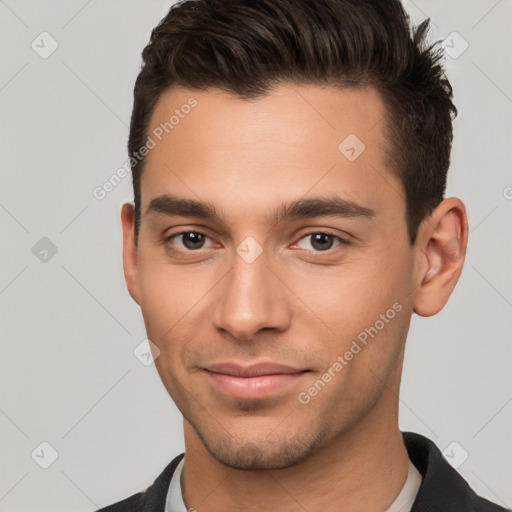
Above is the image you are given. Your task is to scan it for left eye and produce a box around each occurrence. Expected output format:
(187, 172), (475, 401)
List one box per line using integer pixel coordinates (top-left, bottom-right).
(296, 233), (344, 251)
(167, 232), (213, 250)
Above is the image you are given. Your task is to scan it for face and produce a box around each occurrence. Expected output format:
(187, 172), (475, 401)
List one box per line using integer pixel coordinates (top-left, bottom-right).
(123, 84), (421, 470)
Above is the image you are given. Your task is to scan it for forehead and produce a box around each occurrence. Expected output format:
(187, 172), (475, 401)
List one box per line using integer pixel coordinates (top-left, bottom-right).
(141, 84), (403, 224)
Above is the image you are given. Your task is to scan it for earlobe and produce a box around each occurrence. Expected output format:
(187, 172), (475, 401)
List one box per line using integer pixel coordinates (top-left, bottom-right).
(120, 202), (141, 305)
(413, 198), (468, 317)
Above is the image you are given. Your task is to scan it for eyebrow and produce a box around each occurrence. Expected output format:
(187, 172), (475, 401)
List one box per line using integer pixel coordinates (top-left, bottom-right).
(146, 194), (223, 222)
(145, 193), (375, 224)
(274, 196), (375, 223)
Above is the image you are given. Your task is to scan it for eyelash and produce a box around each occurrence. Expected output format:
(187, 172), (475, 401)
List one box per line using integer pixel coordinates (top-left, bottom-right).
(164, 230), (349, 253)
(164, 231), (218, 252)
(294, 232), (348, 252)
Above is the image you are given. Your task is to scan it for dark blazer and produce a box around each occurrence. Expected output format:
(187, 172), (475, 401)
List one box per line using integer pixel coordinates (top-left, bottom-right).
(96, 431), (509, 511)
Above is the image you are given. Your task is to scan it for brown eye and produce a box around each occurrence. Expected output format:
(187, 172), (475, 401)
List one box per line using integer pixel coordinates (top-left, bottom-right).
(167, 232), (209, 250)
(310, 233), (335, 251)
(297, 232), (343, 252)
(182, 232), (206, 249)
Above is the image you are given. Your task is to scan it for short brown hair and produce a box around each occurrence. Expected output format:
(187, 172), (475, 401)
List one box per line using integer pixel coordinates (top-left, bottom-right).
(128, 0), (457, 245)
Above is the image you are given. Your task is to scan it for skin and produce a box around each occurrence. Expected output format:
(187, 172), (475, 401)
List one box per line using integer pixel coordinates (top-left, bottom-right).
(121, 84), (468, 511)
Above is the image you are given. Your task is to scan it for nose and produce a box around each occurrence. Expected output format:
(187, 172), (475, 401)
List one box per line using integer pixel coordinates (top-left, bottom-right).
(211, 250), (292, 341)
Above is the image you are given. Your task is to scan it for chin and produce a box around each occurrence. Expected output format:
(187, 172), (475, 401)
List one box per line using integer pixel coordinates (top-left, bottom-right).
(191, 417), (329, 470)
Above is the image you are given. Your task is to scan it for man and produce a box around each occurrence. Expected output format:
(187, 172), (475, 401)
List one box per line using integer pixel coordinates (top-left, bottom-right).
(98, 0), (508, 510)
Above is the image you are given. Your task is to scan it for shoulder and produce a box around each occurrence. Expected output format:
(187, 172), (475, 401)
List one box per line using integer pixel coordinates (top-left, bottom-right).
(96, 453), (185, 512)
(96, 491), (146, 512)
(403, 432), (509, 512)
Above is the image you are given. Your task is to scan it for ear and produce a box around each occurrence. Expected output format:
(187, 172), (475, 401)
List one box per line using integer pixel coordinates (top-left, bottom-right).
(120, 203), (141, 305)
(413, 197), (468, 317)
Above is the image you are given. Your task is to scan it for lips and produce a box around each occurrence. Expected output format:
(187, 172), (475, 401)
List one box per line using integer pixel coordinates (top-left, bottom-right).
(205, 362), (305, 377)
(203, 362), (308, 400)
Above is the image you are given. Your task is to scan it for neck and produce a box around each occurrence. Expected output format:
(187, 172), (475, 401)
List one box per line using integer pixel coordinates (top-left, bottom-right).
(181, 369), (409, 512)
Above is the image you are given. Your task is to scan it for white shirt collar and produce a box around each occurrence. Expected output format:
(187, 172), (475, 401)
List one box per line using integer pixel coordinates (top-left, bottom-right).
(165, 457), (187, 512)
(165, 456), (422, 512)
(384, 459), (422, 512)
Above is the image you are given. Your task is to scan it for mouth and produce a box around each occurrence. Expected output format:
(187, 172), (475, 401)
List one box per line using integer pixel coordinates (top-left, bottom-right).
(202, 362), (310, 400)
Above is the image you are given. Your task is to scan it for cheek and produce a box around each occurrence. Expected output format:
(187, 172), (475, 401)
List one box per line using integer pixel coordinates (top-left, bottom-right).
(288, 256), (405, 324)
(136, 256), (220, 367)
(137, 255), (202, 326)
(284, 251), (412, 372)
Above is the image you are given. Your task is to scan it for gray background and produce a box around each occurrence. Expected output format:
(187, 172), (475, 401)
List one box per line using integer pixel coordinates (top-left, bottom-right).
(1, 0), (511, 510)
